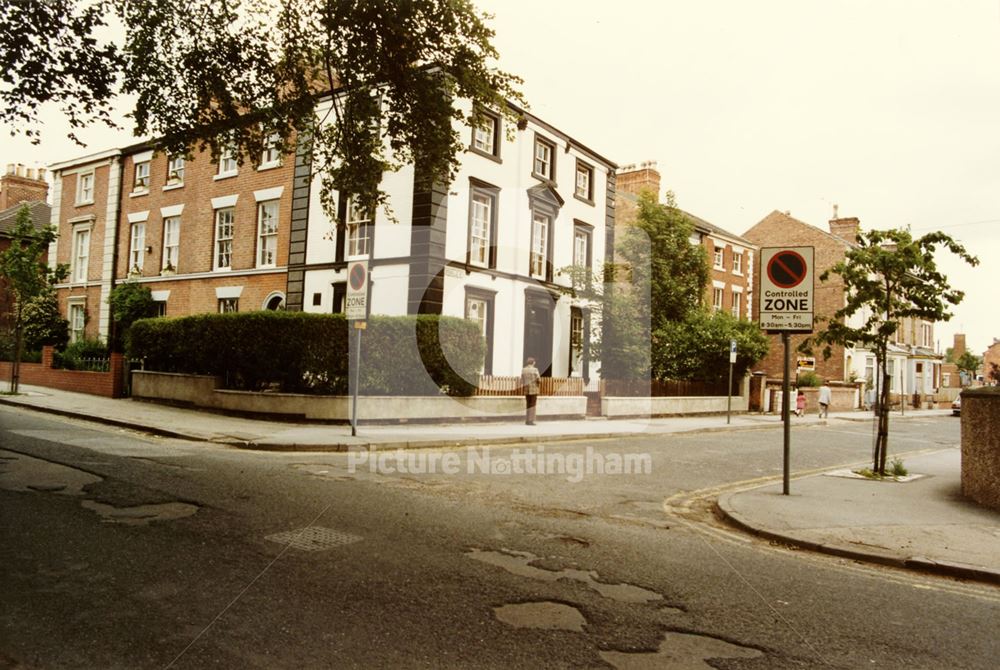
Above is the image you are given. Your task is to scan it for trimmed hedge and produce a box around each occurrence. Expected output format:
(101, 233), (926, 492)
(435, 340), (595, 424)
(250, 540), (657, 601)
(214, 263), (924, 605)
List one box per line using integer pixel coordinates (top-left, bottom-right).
(127, 311), (485, 396)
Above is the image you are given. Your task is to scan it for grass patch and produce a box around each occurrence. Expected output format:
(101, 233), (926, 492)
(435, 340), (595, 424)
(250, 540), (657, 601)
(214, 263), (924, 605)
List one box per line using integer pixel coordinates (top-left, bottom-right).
(854, 457), (908, 480)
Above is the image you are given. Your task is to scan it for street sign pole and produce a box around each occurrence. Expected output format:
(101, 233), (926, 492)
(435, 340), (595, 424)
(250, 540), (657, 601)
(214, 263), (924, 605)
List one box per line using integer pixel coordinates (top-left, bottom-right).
(727, 338), (737, 424)
(351, 324), (362, 437)
(346, 260), (369, 438)
(759, 246), (814, 497)
(782, 331), (791, 495)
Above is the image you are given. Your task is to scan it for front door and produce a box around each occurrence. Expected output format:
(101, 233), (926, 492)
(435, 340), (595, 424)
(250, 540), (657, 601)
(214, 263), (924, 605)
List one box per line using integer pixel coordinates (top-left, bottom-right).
(524, 293), (554, 377)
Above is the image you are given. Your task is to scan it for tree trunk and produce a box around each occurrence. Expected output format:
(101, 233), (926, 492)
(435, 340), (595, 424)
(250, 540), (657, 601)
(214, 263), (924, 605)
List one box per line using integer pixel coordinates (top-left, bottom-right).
(876, 369), (891, 475)
(11, 322), (23, 394)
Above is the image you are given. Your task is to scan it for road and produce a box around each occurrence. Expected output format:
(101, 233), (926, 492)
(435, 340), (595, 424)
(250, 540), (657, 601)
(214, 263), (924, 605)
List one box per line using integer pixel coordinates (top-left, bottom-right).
(1, 405), (997, 669)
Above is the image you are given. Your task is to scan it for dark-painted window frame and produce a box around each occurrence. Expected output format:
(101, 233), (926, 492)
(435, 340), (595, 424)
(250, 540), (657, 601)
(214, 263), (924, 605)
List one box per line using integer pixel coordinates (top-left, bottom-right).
(573, 159), (594, 205)
(467, 178), (499, 269)
(470, 110), (502, 163)
(529, 208), (555, 283)
(532, 133), (556, 184)
(464, 286), (497, 375)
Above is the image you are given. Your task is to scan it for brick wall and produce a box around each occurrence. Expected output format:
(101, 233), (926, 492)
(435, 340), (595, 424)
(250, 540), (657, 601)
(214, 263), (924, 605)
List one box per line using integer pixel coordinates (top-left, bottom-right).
(114, 144), (295, 317)
(116, 145), (295, 280)
(742, 210), (852, 382)
(0, 347), (124, 397)
(0, 167), (48, 210)
(54, 159), (114, 341)
(984, 340), (1000, 382)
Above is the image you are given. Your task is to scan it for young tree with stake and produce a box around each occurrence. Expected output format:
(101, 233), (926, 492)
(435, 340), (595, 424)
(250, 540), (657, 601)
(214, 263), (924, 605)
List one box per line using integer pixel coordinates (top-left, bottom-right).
(805, 228), (977, 475)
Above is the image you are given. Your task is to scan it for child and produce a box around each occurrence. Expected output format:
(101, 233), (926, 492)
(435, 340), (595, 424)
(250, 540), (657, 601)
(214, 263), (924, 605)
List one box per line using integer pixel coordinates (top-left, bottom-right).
(795, 390), (806, 417)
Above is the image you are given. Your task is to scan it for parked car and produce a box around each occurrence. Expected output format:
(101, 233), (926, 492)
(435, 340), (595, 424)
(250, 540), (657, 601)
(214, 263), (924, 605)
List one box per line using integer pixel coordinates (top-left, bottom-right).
(952, 396), (961, 416)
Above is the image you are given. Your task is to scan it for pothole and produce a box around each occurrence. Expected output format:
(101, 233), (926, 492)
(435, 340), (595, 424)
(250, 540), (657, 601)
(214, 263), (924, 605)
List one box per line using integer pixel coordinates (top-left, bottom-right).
(494, 601), (586, 632)
(467, 549), (668, 606)
(0, 449), (102, 495)
(81, 500), (199, 525)
(599, 631), (763, 669)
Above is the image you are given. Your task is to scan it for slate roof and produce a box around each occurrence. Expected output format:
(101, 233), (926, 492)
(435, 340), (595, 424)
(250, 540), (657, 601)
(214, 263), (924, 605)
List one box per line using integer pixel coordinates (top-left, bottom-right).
(679, 209), (755, 247)
(0, 200), (51, 237)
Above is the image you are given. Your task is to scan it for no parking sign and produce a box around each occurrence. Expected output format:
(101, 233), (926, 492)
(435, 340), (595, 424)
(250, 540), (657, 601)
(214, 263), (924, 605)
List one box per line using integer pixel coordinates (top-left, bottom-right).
(758, 247), (814, 333)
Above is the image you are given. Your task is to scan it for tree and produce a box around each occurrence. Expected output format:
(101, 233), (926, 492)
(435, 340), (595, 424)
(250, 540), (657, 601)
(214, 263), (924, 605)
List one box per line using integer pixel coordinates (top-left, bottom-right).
(564, 191), (710, 380)
(652, 309), (769, 383)
(1, 0), (523, 217)
(21, 294), (70, 352)
(806, 228), (978, 475)
(620, 191), (709, 332)
(956, 351), (981, 384)
(107, 282), (157, 352)
(0, 207), (68, 392)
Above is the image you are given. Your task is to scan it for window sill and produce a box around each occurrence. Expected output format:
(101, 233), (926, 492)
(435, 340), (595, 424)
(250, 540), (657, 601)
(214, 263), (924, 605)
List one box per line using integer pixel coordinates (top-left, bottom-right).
(573, 193), (595, 206)
(213, 267), (233, 272)
(163, 183), (184, 191)
(74, 201), (94, 207)
(257, 162), (282, 172)
(129, 190), (149, 198)
(213, 172), (238, 181)
(468, 146), (502, 164)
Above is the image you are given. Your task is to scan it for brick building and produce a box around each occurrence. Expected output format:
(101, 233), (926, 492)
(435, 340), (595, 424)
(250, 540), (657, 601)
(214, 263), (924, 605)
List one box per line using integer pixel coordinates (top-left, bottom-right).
(983, 338), (1000, 384)
(49, 140), (295, 342)
(743, 210), (942, 399)
(615, 162), (754, 319)
(1, 165), (51, 329)
(742, 210), (857, 383)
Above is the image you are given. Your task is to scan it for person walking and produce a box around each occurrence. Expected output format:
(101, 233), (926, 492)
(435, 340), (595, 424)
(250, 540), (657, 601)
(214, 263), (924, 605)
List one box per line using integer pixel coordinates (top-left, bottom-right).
(818, 382), (832, 418)
(795, 389), (806, 417)
(520, 357), (541, 425)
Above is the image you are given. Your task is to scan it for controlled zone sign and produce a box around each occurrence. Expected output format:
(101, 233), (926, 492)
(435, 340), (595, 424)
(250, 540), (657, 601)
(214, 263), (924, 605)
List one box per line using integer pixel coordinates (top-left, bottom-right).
(346, 260), (369, 321)
(759, 247), (814, 333)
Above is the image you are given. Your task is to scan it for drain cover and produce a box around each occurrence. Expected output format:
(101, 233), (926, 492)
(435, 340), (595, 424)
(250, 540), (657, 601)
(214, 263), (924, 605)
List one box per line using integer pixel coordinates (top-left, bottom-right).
(266, 526), (362, 551)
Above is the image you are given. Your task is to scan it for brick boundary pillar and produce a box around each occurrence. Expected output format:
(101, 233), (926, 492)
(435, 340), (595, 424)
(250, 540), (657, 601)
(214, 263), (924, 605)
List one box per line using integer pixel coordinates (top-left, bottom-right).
(110, 352), (125, 398)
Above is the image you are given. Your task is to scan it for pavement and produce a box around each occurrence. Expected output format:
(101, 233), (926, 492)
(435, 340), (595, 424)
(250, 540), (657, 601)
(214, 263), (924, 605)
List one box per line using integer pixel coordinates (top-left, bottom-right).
(2, 382), (997, 585)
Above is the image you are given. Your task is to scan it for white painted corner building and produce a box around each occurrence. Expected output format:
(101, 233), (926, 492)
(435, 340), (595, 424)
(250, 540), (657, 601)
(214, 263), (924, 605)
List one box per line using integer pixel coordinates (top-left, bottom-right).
(290, 97), (616, 380)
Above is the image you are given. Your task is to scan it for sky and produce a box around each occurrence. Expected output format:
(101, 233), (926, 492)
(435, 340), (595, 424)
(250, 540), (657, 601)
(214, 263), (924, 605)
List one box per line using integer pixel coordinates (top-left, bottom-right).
(4, 0), (998, 355)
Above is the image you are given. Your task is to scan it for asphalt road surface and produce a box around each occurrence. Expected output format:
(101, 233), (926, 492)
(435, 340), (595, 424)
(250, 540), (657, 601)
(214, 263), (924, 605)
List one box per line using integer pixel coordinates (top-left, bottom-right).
(1, 405), (996, 669)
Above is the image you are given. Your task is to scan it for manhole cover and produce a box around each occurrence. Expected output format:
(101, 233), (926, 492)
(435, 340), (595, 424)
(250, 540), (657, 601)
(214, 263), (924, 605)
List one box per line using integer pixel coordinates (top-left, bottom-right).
(266, 526), (362, 551)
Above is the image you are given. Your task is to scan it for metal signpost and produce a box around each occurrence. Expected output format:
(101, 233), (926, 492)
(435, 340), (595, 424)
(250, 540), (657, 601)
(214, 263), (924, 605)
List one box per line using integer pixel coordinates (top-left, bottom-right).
(727, 338), (737, 424)
(346, 261), (369, 437)
(759, 247), (815, 495)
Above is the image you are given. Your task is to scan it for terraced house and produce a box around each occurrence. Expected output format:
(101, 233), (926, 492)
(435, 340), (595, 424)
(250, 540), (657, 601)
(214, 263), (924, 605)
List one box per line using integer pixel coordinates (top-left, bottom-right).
(46, 101), (615, 380)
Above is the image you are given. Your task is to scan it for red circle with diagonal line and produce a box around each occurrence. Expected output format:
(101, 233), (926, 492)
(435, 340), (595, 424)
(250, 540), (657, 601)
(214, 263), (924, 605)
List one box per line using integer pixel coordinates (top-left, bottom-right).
(349, 263), (366, 291)
(767, 250), (807, 289)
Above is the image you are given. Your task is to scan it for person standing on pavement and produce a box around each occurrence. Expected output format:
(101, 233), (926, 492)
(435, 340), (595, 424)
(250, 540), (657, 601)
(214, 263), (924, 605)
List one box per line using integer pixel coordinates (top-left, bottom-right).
(795, 389), (806, 417)
(520, 357), (541, 425)
(818, 382), (832, 418)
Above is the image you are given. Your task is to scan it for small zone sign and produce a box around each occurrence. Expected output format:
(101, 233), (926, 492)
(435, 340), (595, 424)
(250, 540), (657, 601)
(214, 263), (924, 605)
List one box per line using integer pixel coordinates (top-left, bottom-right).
(759, 247), (814, 333)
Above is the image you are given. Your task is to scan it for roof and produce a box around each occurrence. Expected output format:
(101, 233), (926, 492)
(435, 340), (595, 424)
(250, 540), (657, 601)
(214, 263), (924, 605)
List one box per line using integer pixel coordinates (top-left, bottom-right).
(743, 210), (857, 248)
(0, 200), (51, 237)
(680, 209), (755, 247)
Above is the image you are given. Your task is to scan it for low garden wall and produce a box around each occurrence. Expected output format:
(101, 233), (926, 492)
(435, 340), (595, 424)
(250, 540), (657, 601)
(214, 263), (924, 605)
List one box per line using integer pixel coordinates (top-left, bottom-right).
(132, 371), (586, 422)
(602, 376), (750, 418)
(765, 381), (861, 414)
(960, 387), (1000, 511)
(0, 347), (124, 398)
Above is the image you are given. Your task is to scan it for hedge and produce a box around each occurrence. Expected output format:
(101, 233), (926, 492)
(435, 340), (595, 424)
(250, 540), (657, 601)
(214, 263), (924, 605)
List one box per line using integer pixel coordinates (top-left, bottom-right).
(126, 311), (485, 396)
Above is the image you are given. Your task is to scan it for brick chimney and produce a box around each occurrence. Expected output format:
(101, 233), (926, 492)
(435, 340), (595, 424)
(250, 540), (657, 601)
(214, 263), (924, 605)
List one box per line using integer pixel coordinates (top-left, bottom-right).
(829, 215), (860, 244)
(1, 163), (49, 210)
(616, 161), (661, 199)
(953, 333), (967, 359)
